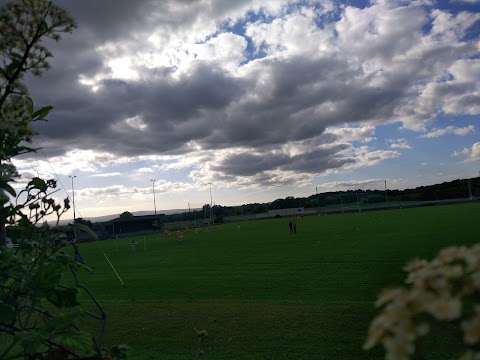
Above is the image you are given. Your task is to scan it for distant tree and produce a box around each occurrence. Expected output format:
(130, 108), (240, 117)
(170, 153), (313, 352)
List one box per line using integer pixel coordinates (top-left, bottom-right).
(119, 211), (134, 218)
(75, 217), (94, 228)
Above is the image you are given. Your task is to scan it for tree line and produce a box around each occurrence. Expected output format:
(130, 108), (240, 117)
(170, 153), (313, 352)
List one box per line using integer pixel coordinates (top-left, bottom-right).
(159, 176), (480, 223)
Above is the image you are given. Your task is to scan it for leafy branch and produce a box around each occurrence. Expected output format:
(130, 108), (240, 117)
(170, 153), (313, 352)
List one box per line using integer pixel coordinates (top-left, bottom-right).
(0, 1), (127, 359)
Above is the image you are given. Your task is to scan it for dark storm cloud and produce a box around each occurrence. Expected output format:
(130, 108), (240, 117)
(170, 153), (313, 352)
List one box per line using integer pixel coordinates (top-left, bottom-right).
(30, 62), (248, 157)
(212, 153), (288, 177)
(33, 56), (327, 155)
(283, 147), (355, 173)
(213, 144), (353, 177)
(24, 2), (373, 160)
(54, 0), (157, 41)
(22, 0), (154, 87)
(49, 0), (249, 49)
(198, 55), (406, 149)
(29, 48), (408, 166)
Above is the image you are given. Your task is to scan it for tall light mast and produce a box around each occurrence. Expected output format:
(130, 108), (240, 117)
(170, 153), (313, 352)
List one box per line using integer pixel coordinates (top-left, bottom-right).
(69, 175), (77, 242)
(151, 179), (157, 215)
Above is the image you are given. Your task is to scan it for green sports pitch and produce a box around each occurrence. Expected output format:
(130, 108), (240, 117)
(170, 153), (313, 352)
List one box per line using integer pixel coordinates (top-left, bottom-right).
(73, 203), (479, 360)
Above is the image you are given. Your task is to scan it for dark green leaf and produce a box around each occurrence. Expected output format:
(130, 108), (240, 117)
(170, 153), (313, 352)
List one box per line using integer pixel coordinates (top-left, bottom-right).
(37, 262), (63, 292)
(3, 146), (37, 158)
(0, 177), (16, 197)
(43, 311), (83, 329)
(25, 96), (34, 115)
(53, 253), (77, 267)
(9, 52), (23, 61)
(53, 329), (93, 354)
(46, 286), (79, 307)
(0, 250), (13, 264)
(32, 105), (53, 120)
(28, 177), (47, 192)
(110, 344), (129, 360)
(5, 61), (19, 77)
(14, 145), (38, 154)
(18, 331), (44, 355)
(17, 215), (33, 228)
(0, 304), (16, 324)
(6, 266), (32, 283)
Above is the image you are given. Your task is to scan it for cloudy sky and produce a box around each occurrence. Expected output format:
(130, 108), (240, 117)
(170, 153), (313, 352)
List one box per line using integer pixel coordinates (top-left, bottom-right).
(8, 0), (480, 219)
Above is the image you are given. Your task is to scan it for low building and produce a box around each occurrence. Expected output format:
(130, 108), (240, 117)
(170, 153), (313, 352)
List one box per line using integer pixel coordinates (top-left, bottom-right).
(224, 207), (316, 222)
(99, 214), (165, 238)
(268, 208), (307, 217)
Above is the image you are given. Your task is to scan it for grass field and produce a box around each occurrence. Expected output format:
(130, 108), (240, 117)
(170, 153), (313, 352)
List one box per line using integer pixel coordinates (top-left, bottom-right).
(71, 203), (480, 360)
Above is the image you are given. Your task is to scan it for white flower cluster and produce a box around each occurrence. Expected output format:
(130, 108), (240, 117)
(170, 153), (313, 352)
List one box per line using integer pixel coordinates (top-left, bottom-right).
(365, 244), (480, 360)
(0, 96), (33, 137)
(0, 97), (33, 200)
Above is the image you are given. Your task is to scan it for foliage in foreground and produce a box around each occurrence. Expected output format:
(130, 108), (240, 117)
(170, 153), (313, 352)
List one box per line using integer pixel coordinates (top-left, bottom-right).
(0, 0), (126, 358)
(365, 244), (480, 360)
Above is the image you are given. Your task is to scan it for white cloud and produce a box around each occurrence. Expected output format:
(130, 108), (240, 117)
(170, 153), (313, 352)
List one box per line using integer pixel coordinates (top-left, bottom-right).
(79, 180), (196, 200)
(453, 142), (480, 162)
(448, 59), (480, 84)
(420, 125), (475, 138)
(245, 6), (332, 58)
(91, 172), (122, 177)
(388, 138), (412, 149)
(344, 146), (401, 169)
(107, 57), (140, 81)
(192, 32), (247, 73)
(136, 167), (155, 173)
(125, 116), (148, 131)
(430, 9), (480, 41)
(318, 177), (402, 191)
(160, 152), (213, 171)
(14, 149), (178, 179)
(328, 126), (376, 143)
(14, 150), (107, 176)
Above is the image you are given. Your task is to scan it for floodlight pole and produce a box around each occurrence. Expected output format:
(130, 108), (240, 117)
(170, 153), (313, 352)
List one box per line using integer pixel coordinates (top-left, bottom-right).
(151, 179), (157, 215)
(209, 183), (214, 225)
(468, 179), (473, 200)
(340, 193), (344, 214)
(385, 179), (389, 208)
(69, 175), (77, 242)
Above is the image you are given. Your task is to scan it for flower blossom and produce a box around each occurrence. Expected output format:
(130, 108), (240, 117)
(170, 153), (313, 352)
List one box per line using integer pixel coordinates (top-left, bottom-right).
(365, 243), (480, 359)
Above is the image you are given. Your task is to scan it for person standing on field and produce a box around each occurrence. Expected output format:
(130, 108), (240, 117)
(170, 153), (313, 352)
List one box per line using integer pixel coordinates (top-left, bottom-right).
(293, 219), (297, 234)
(289, 221), (293, 234)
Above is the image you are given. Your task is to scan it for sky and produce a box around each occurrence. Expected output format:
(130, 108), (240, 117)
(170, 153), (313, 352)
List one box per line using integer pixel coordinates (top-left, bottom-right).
(6, 0), (480, 219)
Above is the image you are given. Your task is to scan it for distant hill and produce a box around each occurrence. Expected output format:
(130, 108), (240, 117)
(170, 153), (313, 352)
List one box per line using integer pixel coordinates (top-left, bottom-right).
(58, 208), (198, 225)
